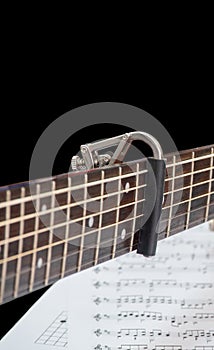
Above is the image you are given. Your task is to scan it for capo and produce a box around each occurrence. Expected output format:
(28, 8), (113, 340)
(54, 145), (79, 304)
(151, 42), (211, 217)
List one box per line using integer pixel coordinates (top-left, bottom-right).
(71, 131), (165, 257)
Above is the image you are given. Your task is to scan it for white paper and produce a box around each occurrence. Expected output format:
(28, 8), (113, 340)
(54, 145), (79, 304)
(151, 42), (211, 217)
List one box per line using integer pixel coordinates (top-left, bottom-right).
(68, 223), (214, 349)
(1, 222), (214, 350)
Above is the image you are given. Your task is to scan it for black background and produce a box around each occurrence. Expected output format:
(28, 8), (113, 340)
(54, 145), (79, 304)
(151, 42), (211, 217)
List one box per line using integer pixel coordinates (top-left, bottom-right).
(0, 43), (213, 339)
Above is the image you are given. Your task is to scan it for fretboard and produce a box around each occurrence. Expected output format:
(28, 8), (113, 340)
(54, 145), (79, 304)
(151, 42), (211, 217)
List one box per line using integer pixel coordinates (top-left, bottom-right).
(0, 144), (213, 304)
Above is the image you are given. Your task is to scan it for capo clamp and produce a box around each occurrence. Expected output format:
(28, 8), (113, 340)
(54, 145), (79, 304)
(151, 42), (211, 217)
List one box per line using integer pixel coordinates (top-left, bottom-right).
(71, 131), (165, 257)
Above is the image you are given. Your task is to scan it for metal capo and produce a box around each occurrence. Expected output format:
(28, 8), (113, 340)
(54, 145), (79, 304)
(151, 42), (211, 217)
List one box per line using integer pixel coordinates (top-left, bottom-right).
(71, 131), (166, 257)
(71, 131), (163, 170)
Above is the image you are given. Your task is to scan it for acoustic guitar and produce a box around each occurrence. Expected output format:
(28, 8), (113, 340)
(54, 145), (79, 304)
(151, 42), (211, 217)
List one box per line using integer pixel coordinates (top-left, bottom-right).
(0, 133), (213, 305)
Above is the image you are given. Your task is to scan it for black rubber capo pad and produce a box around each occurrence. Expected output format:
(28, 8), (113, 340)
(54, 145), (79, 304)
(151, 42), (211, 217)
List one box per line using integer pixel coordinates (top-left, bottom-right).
(137, 158), (166, 257)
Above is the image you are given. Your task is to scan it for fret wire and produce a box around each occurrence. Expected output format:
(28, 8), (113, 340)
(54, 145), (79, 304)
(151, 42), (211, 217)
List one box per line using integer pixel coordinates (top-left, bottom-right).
(0, 166), (213, 231)
(161, 201), (214, 226)
(130, 163), (139, 252)
(3, 229), (137, 282)
(0, 150), (213, 211)
(1, 146), (214, 299)
(45, 180), (56, 285)
(163, 190), (214, 211)
(165, 178), (214, 195)
(185, 152), (195, 230)
(8, 205), (214, 289)
(6, 218), (214, 294)
(2, 186), (214, 249)
(0, 149), (213, 258)
(166, 156), (176, 237)
(3, 205), (214, 286)
(160, 216), (210, 241)
(60, 176), (71, 278)
(0, 169), (148, 209)
(0, 196), (145, 247)
(0, 164), (213, 231)
(1, 151), (213, 211)
(14, 187), (25, 298)
(165, 151), (213, 168)
(1, 183), (213, 251)
(0, 190), (11, 304)
(0, 183), (147, 228)
(112, 167), (122, 259)
(205, 147), (214, 221)
(165, 165), (214, 183)
(2, 174), (213, 231)
(1, 175), (212, 262)
(0, 214), (141, 263)
(77, 173), (88, 272)
(29, 184), (41, 292)
(0, 149), (213, 212)
(1, 198), (214, 270)
(0, 193), (144, 266)
(4, 235), (135, 287)
(94, 170), (105, 265)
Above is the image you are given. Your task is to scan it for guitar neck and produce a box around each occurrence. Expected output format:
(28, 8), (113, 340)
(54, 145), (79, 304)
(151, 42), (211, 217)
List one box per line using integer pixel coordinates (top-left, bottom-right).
(0, 144), (214, 304)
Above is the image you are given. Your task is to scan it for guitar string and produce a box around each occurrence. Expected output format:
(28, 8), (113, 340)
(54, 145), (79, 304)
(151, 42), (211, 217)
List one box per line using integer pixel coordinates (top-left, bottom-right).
(0, 169), (148, 209)
(0, 212), (145, 263)
(0, 150), (214, 296)
(7, 209), (213, 288)
(0, 183), (147, 227)
(0, 180), (213, 249)
(0, 147), (213, 300)
(0, 163), (213, 218)
(0, 149), (213, 209)
(0, 159), (211, 230)
(165, 150), (213, 166)
(1, 209), (213, 293)
(0, 165), (213, 229)
(5, 224), (134, 281)
(2, 161), (214, 293)
(1, 199), (213, 268)
(3, 244), (139, 299)
(0, 209), (212, 304)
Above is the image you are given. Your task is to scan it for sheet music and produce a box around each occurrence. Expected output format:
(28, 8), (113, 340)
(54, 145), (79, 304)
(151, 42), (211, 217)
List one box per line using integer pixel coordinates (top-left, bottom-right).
(68, 223), (214, 349)
(1, 223), (214, 350)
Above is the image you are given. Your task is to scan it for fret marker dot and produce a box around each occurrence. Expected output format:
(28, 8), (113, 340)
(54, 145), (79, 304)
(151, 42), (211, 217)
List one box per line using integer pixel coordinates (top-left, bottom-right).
(37, 258), (43, 269)
(121, 228), (126, 240)
(125, 182), (130, 193)
(41, 204), (47, 212)
(88, 216), (94, 228)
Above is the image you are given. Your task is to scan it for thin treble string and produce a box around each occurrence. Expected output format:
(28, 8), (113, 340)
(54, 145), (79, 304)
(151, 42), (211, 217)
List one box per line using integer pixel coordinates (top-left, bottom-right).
(0, 183), (147, 227)
(0, 168), (148, 209)
(0, 149), (213, 209)
(0, 152), (213, 249)
(1, 200), (213, 269)
(165, 165), (214, 183)
(0, 196), (146, 246)
(0, 212), (145, 263)
(163, 190), (214, 211)
(165, 150), (214, 168)
(0, 152), (213, 232)
(5, 235), (121, 279)
(2, 212), (211, 288)
(0, 179), (213, 249)
(0, 165), (213, 229)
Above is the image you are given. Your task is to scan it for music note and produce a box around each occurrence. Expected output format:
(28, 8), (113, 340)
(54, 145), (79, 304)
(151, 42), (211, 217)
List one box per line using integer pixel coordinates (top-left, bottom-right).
(68, 223), (214, 349)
